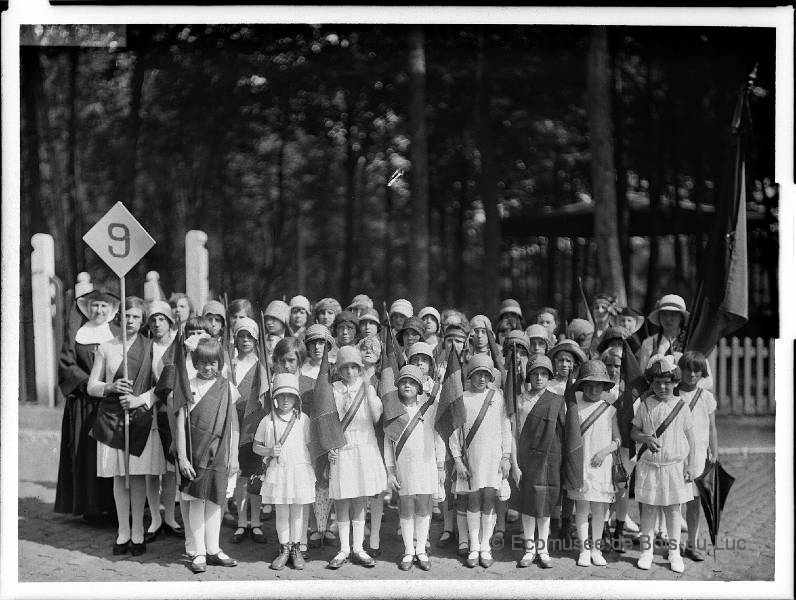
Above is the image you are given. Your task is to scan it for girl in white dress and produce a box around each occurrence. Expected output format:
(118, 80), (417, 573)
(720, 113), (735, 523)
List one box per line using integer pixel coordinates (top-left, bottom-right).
(631, 354), (697, 574)
(449, 354), (512, 569)
(677, 351), (718, 562)
(87, 297), (166, 556)
(326, 346), (387, 569)
(565, 360), (620, 568)
(385, 364), (446, 571)
(254, 373), (316, 570)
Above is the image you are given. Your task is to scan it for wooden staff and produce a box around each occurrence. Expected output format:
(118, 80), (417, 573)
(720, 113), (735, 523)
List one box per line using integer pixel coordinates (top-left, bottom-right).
(120, 276), (130, 490)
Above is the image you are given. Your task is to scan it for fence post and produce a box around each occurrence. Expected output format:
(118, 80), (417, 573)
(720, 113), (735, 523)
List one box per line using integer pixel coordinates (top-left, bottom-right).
(185, 230), (209, 311)
(743, 337), (753, 414)
(755, 337), (765, 414)
(717, 338), (728, 414)
(31, 234), (57, 408)
(730, 337), (742, 414)
(767, 338), (775, 414)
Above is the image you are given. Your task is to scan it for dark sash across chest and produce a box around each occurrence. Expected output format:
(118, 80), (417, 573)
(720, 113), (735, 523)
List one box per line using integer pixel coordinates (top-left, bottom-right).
(90, 335), (155, 457)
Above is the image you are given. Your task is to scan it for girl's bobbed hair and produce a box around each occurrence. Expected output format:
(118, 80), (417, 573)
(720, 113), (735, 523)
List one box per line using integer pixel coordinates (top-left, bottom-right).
(228, 298), (254, 319)
(192, 337), (225, 369)
(185, 315), (212, 335)
(273, 336), (307, 373)
(678, 350), (708, 375)
(125, 296), (146, 312)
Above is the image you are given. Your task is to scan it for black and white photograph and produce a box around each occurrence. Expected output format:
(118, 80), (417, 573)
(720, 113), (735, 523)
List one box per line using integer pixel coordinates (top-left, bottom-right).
(1, 4), (792, 599)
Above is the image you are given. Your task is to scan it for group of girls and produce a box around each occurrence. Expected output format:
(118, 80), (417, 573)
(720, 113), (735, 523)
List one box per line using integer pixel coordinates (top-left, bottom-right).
(55, 287), (718, 575)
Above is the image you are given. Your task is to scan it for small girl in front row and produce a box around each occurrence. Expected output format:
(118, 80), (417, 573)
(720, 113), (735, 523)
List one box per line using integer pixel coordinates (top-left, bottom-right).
(450, 354), (512, 569)
(511, 354), (565, 569)
(677, 351), (718, 562)
(253, 373), (316, 571)
(631, 354), (696, 574)
(564, 360), (620, 568)
(176, 338), (239, 574)
(385, 365), (446, 571)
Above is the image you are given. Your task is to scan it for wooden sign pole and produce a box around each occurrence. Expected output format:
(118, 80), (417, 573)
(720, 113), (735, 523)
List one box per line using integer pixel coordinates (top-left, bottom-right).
(120, 275), (130, 490)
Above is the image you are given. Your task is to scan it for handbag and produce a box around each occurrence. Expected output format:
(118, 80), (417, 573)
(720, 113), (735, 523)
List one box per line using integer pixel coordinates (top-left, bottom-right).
(611, 449), (630, 488)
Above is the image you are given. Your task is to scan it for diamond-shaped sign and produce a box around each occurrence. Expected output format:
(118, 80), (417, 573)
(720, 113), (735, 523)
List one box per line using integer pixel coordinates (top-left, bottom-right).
(83, 202), (155, 278)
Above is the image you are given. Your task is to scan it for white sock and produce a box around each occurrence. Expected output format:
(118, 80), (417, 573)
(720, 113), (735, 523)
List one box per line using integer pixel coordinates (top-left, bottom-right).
(352, 520), (366, 553)
(457, 511), (469, 545)
(521, 514), (535, 544)
(180, 498), (196, 556)
(369, 496), (383, 549)
(113, 477), (131, 544)
(145, 475), (162, 532)
(275, 504), (290, 545)
(537, 517), (551, 554)
(129, 477), (147, 544)
(400, 515), (415, 555)
(414, 514), (431, 556)
(480, 512), (497, 553)
(204, 501), (222, 556)
(300, 503), (310, 545)
(466, 511), (481, 552)
(337, 520), (351, 554)
(188, 500), (207, 556)
(289, 504), (303, 544)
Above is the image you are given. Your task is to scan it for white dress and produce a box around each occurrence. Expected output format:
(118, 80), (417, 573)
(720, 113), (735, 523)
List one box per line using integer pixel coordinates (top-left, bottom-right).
(255, 412), (316, 505)
(91, 338), (166, 478)
(567, 395), (616, 503)
(632, 394), (694, 506)
(679, 387), (716, 495)
(383, 399), (446, 496)
(328, 379), (388, 500)
(449, 388), (512, 493)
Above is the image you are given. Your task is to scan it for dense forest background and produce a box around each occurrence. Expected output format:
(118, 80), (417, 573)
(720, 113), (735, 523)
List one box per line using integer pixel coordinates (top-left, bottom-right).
(19, 24), (778, 335)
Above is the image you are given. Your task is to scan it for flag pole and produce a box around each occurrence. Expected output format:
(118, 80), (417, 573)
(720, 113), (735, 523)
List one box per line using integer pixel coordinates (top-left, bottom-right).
(120, 275), (130, 490)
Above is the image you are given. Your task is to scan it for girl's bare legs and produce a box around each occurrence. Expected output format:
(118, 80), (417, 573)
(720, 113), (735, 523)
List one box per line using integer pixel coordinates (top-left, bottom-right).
(145, 475), (163, 533)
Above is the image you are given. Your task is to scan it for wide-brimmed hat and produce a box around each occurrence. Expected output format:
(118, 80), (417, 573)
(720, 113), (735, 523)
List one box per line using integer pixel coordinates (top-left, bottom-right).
(466, 353), (495, 380)
(389, 298), (414, 319)
(418, 306), (441, 325)
(304, 324), (333, 347)
(272, 373), (301, 411)
(358, 307), (381, 329)
(498, 299), (523, 320)
(399, 316), (425, 340)
(233, 316), (259, 341)
(611, 306), (645, 334)
(348, 294), (374, 312)
(332, 310), (359, 331)
(336, 345), (364, 369)
(397, 364), (424, 390)
(202, 300), (226, 321)
(289, 295), (311, 313)
(314, 297), (342, 316)
(503, 329), (530, 353)
(596, 326), (629, 354)
(145, 299), (175, 325)
(264, 300), (291, 328)
(548, 340), (588, 364)
(76, 287), (120, 320)
(526, 354), (554, 378)
(469, 314), (493, 332)
(574, 359), (616, 391)
(648, 294), (689, 327)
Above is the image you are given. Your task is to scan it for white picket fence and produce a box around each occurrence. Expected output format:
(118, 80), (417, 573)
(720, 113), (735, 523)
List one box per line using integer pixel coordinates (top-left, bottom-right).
(707, 337), (775, 416)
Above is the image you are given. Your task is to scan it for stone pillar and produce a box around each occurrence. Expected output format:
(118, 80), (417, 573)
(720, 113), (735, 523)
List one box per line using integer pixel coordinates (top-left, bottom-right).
(185, 230), (209, 311)
(31, 234), (57, 407)
(144, 270), (164, 303)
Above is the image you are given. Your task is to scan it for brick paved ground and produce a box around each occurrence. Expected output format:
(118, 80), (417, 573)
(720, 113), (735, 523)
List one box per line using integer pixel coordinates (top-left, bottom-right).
(17, 405), (777, 583)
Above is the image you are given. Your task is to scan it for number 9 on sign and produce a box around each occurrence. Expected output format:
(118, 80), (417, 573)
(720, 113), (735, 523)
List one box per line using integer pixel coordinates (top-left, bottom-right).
(108, 223), (130, 258)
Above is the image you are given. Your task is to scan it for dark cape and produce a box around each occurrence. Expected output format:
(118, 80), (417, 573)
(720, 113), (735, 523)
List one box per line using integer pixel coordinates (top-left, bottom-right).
(152, 336), (179, 463)
(90, 334), (155, 457)
(510, 390), (566, 517)
(54, 327), (117, 517)
(180, 376), (236, 507)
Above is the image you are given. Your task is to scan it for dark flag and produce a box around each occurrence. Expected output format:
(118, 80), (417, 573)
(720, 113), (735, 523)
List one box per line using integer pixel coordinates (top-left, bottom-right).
(503, 343), (520, 420)
(561, 373), (583, 491)
(577, 276), (596, 326)
(485, 327), (505, 373)
(435, 347), (466, 443)
(381, 325), (409, 443)
(619, 339), (648, 458)
(685, 72), (751, 355)
(308, 342), (346, 459)
(157, 329), (194, 463)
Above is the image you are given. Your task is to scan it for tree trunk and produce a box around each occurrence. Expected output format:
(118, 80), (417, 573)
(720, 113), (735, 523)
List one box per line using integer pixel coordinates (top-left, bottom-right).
(407, 26), (430, 307)
(587, 26), (627, 307)
(643, 57), (661, 314)
(342, 131), (358, 302)
(476, 31), (501, 314)
(65, 47), (84, 277)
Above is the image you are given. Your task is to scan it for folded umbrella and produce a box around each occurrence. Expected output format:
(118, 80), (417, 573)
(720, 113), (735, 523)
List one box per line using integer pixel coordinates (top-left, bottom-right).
(694, 459), (736, 562)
